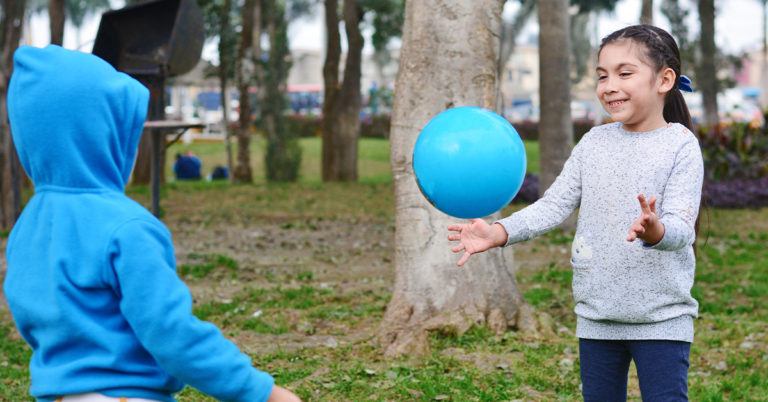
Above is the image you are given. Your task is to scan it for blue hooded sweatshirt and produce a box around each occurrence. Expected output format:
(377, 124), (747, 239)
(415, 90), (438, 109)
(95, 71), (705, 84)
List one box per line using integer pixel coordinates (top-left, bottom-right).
(4, 45), (274, 402)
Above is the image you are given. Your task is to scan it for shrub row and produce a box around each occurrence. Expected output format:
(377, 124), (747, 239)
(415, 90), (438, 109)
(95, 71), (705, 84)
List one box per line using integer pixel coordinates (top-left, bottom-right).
(283, 114), (391, 139)
(512, 174), (768, 209)
(283, 115), (598, 142)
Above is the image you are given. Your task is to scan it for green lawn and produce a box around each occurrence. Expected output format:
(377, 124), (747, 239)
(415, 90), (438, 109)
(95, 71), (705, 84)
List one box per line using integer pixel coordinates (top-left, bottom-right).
(0, 137), (765, 401)
(166, 137), (540, 183)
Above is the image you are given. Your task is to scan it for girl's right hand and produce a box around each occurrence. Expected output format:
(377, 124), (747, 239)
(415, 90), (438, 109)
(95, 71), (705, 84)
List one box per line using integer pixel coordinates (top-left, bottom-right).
(447, 219), (508, 266)
(267, 385), (301, 402)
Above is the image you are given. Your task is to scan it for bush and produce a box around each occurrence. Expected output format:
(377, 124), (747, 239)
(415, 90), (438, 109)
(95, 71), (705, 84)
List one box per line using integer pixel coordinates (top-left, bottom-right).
(510, 119), (595, 142)
(511, 173), (540, 204)
(698, 120), (768, 208)
(703, 178), (768, 208)
(698, 122), (768, 182)
(283, 114), (391, 139)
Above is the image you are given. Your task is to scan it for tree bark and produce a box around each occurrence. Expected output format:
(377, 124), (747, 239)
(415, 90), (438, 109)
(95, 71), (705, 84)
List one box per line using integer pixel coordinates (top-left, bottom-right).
(49, 0), (66, 46)
(234, 0), (260, 183)
(761, 0), (768, 110)
(379, 0), (536, 358)
(321, 0), (363, 181)
(698, 0), (719, 128)
(219, 0), (234, 183)
(538, 0), (573, 231)
(640, 0), (653, 25)
(0, 0), (25, 230)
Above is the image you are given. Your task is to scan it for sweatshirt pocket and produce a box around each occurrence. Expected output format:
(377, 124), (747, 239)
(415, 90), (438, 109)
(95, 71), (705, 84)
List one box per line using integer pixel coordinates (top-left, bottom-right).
(570, 259), (592, 303)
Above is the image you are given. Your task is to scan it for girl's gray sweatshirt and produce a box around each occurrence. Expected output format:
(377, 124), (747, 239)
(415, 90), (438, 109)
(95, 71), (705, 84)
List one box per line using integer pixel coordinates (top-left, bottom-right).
(497, 122), (703, 342)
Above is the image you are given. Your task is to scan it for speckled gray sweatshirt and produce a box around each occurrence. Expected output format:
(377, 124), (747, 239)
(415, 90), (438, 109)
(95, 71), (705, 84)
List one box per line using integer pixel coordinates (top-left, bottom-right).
(497, 122), (703, 342)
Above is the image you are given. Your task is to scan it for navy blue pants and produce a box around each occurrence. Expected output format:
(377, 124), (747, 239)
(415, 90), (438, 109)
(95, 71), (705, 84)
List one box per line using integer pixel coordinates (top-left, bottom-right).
(579, 338), (691, 402)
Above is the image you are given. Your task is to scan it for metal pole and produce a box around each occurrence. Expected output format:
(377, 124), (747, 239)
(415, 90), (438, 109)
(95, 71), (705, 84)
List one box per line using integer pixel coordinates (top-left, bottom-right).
(151, 128), (162, 217)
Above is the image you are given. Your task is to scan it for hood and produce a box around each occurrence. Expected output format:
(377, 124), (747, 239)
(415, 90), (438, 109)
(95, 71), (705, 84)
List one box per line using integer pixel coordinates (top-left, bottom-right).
(8, 45), (149, 191)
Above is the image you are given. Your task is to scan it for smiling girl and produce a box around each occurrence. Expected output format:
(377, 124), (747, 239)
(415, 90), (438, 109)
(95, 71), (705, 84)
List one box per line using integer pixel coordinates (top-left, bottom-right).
(447, 25), (703, 401)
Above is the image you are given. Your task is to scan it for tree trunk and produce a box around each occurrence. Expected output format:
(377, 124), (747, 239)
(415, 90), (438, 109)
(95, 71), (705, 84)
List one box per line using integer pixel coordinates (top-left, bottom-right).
(698, 0), (718, 128)
(496, 0), (536, 112)
(538, 0), (574, 231)
(0, 0), (25, 230)
(234, 0), (260, 183)
(760, 0), (768, 110)
(379, 0), (537, 359)
(219, 0), (234, 183)
(49, 0), (66, 46)
(321, 0), (363, 181)
(640, 0), (653, 24)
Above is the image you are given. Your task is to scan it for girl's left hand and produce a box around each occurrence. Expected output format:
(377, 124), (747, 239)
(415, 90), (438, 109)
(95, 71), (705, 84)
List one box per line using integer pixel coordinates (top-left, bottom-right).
(627, 194), (665, 244)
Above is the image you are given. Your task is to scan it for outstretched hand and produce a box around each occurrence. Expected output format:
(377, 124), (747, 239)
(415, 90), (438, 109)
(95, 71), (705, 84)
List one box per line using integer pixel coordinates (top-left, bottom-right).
(267, 385), (301, 402)
(627, 194), (665, 244)
(447, 219), (507, 266)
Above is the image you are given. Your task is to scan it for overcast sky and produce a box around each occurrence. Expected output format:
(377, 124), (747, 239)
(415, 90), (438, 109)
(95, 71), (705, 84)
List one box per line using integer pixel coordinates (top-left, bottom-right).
(27, 0), (765, 61)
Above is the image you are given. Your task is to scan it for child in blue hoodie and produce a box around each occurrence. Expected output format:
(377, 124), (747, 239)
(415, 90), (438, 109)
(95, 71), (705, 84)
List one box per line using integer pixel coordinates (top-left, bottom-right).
(4, 45), (299, 402)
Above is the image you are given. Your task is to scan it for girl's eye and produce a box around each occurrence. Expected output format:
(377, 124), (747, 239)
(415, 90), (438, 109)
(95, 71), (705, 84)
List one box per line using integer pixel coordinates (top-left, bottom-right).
(620, 72), (632, 77)
(597, 75), (607, 81)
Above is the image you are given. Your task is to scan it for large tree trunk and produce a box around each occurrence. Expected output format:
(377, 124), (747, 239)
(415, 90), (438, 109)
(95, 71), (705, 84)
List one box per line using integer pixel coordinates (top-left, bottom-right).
(234, 0), (260, 183)
(379, 0), (537, 359)
(698, 0), (718, 128)
(321, 0), (363, 181)
(640, 0), (654, 24)
(0, 0), (25, 230)
(538, 0), (574, 230)
(49, 0), (66, 46)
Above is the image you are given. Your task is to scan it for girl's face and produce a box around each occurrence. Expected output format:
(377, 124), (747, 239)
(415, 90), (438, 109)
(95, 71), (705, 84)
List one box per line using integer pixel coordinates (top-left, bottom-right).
(596, 41), (674, 132)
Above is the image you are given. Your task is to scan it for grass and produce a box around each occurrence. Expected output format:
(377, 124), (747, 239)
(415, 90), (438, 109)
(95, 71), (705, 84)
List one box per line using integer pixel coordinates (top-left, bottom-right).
(1, 138), (766, 400)
(167, 137), (541, 184)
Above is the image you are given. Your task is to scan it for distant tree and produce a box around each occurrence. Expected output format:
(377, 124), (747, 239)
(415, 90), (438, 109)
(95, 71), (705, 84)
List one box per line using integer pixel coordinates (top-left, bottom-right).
(321, 0), (363, 181)
(260, 0), (302, 182)
(760, 0), (768, 109)
(321, 0), (403, 181)
(198, 0), (238, 182)
(380, 0), (536, 358)
(641, 0), (654, 24)
(698, 0), (719, 127)
(538, 0), (573, 207)
(49, 0), (65, 45)
(0, 0), (25, 229)
(234, 0), (258, 183)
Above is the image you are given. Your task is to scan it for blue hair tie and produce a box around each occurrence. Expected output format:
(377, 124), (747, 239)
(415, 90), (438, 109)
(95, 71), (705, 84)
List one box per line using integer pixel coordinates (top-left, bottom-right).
(678, 75), (693, 92)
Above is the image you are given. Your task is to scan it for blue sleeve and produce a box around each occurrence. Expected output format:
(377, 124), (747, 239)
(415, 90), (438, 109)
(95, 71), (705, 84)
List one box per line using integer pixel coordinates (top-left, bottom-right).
(108, 219), (274, 402)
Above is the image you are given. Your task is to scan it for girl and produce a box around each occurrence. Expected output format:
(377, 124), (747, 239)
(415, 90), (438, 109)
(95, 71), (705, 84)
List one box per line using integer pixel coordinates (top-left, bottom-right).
(448, 25), (702, 401)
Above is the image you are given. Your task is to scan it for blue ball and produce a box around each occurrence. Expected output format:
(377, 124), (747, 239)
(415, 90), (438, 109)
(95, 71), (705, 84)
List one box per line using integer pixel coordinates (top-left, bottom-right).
(413, 106), (527, 219)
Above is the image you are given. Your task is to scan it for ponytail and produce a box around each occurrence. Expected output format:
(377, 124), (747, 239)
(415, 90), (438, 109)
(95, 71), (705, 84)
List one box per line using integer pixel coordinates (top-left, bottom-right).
(664, 88), (693, 131)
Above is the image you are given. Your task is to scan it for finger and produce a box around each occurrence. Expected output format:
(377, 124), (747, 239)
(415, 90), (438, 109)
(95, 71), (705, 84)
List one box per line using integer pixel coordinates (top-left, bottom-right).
(637, 194), (650, 212)
(648, 196), (658, 214)
(452, 243), (465, 253)
(457, 251), (471, 266)
(448, 233), (460, 241)
(447, 224), (463, 232)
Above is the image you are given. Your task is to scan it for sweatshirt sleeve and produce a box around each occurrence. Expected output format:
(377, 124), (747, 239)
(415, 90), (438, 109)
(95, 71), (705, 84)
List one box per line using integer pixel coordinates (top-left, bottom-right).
(495, 141), (583, 246)
(107, 219), (274, 402)
(645, 136), (704, 251)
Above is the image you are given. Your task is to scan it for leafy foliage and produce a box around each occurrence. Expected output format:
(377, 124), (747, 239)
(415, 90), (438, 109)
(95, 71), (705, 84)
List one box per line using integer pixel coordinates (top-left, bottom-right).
(699, 122), (768, 182)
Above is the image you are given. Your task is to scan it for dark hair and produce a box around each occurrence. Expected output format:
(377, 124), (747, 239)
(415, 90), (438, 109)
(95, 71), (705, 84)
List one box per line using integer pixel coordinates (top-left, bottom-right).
(599, 25), (703, 257)
(598, 24), (693, 131)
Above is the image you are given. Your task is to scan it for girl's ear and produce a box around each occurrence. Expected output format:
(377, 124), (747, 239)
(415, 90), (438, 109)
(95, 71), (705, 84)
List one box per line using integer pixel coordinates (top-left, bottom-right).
(658, 67), (676, 94)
